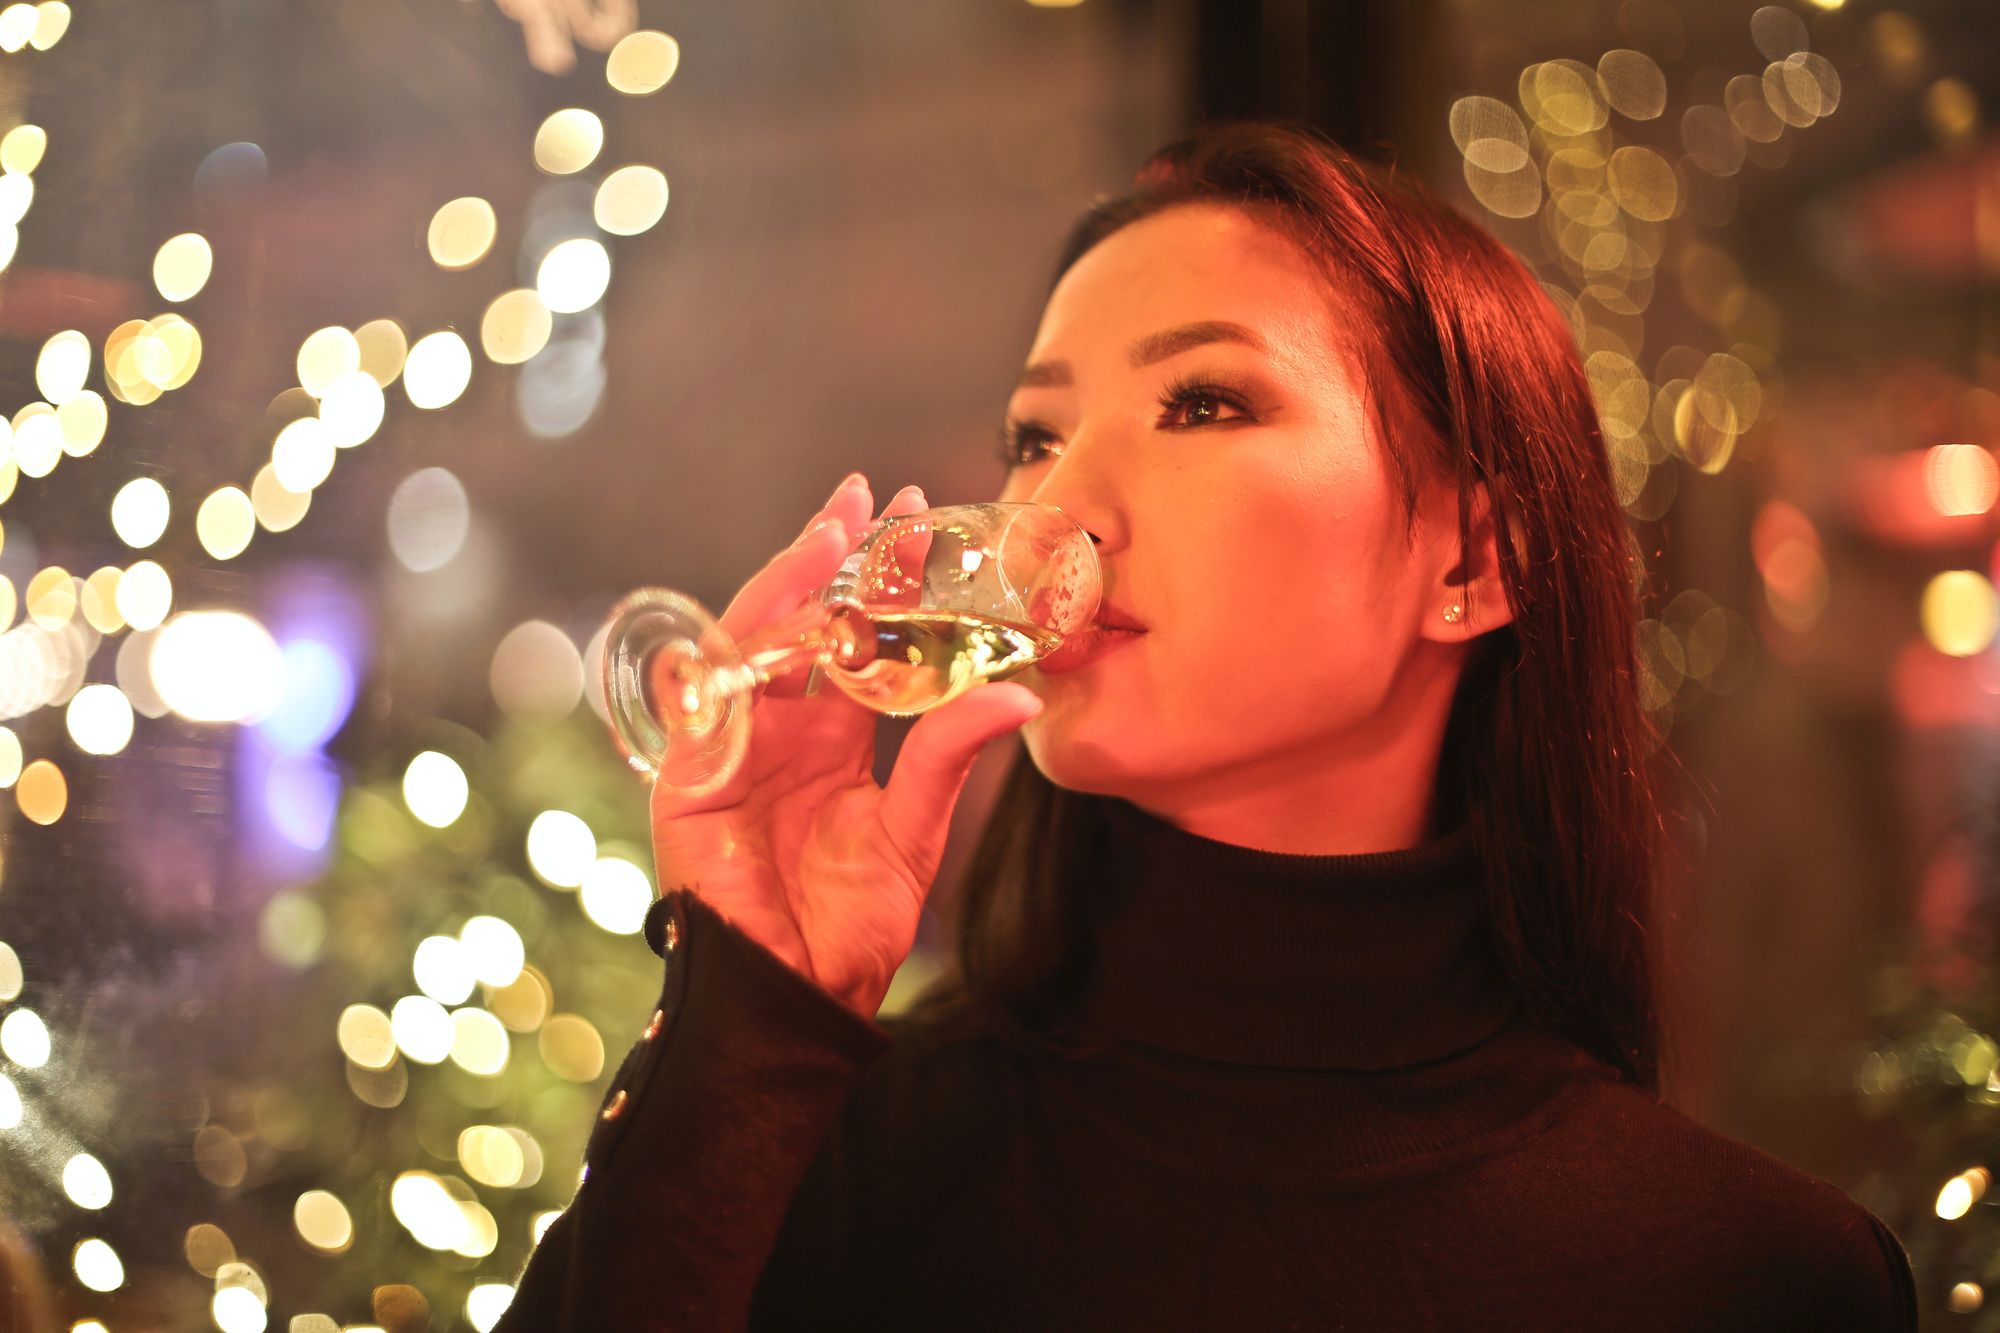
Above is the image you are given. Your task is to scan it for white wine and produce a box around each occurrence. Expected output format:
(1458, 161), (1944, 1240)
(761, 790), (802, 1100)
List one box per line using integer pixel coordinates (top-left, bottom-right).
(826, 606), (1062, 715)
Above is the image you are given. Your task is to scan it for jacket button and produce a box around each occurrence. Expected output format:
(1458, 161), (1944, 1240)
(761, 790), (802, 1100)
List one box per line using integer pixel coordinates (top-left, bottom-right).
(600, 1089), (629, 1121)
(643, 1009), (665, 1041)
(662, 916), (680, 952)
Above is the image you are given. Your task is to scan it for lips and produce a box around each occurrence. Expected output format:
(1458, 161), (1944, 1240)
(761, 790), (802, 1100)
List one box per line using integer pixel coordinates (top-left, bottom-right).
(1038, 624), (1144, 674)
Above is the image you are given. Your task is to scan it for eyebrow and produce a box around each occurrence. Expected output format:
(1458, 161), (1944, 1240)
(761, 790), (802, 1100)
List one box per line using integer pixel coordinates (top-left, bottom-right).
(1012, 320), (1270, 392)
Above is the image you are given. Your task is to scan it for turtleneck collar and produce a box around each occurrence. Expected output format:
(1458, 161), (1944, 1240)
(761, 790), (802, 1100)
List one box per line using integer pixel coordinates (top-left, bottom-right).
(1074, 796), (1521, 1072)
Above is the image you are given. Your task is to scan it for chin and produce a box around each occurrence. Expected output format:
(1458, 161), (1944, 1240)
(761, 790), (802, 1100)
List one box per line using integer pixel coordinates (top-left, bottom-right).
(1020, 707), (1149, 798)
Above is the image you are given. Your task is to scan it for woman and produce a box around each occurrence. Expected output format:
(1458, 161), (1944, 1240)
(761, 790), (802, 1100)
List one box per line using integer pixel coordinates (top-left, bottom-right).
(496, 120), (1917, 1331)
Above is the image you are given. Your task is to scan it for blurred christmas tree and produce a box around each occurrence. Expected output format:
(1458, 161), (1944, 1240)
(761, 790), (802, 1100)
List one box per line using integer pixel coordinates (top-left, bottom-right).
(179, 707), (661, 1332)
(1853, 805), (2000, 1329)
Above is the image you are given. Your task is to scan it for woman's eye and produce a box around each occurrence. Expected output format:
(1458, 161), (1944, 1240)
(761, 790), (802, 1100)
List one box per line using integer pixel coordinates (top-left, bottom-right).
(997, 382), (1252, 469)
(996, 422), (1057, 469)
(1160, 385), (1249, 429)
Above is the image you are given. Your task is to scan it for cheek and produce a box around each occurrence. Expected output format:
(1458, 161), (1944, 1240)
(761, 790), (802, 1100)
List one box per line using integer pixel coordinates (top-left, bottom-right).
(1151, 466), (1410, 710)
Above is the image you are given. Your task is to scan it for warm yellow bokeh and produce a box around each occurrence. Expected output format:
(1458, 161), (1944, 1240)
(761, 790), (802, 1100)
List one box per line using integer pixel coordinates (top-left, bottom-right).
(480, 289), (553, 365)
(428, 197), (498, 270)
(594, 165), (669, 237)
(605, 30), (679, 94)
(196, 487), (257, 560)
(153, 233), (214, 302)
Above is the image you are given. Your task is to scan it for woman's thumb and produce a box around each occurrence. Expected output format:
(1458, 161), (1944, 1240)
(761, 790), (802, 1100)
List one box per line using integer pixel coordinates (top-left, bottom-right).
(877, 682), (1042, 871)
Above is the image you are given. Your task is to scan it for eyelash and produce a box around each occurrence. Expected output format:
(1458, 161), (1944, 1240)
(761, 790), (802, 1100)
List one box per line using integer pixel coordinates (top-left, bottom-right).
(995, 373), (1257, 469)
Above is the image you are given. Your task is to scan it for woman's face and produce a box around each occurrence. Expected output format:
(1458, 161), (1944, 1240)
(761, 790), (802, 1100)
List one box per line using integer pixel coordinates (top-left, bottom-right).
(997, 202), (1496, 841)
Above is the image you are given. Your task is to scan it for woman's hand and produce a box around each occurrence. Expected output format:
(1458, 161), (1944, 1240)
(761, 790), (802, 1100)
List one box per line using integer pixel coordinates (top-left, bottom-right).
(647, 474), (1044, 1019)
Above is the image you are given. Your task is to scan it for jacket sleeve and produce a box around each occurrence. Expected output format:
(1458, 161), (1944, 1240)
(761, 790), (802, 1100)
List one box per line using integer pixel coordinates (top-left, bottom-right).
(1862, 1212), (1920, 1333)
(493, 887), (896, 1332)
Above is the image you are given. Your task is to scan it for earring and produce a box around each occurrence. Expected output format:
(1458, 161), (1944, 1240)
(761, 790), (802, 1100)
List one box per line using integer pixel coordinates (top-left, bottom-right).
(1442, 603), (1463, 623)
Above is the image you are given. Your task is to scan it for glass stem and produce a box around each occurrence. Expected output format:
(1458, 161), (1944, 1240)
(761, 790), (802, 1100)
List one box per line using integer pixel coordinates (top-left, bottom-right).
(723, 598), (842, 696)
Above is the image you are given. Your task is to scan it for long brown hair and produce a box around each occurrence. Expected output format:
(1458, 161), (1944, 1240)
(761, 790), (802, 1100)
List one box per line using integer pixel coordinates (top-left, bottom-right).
(906, 119), (1677, 1095)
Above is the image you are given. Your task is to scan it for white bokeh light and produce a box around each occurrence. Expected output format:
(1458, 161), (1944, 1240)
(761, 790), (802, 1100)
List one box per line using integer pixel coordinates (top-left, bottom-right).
(386, 467), (470, 572)
(0, 1007), (50, 1067)
(65, 683), (134, 755)
(402, 750), (469, 828)
(525, 810), (594, 889)
(459, 916), (525, 987)
(72, 1238), (123, 1292)
(212, 1284), (267, 1333)
(535, 239), (611, 314)
(413, 935), (476, 1006)
(579, 856), (652, 935)
(467, 1282), (517, 1332)
(62, 1153), (112, 1209)
(390, 995), (453, 1065)
(270, 417), (335, 492)
(403, 331), (473, 410)
(149, 611), (283, 723)
(110, 478), (171, 549)
(319, 370), (385, 448)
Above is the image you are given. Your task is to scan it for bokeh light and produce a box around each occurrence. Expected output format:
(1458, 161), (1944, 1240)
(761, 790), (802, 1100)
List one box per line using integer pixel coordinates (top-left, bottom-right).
(212, 1284), (267, 1333)
(61, 1153), (112, 1209)
(386, 467), (471, 571)
(153, 233), (214, 302)
(71, 1239), (122, 1293)
(480, 289), (554, 365)
(402, 750), (469, 828)
(1926, 445), (1999, 517)
(594, 166), (669, 236)
(449, 1006), (510, 1075)
(57, 390), (106, 456)
(0, 124), (45, 174)
(319, 370), (386, 448)
(35, 329), (88, 403)
(1, 1006), (50, 1066)
(428, 196), (497, 270)
(537, 1013), (605, 1082)
(526, 810), (594, 888)
(467, 1283), (517, 1332)
(15, 761), (65, 826)
(336, 1003), (396, 1070)
(532, 109), (604, 175)
(294, 1191), (354, 1253)
(579, 856), (652, 935)
(296, 326), (361, 397)
(196, 486), (257, 559)
(605, 29), (679, 94)
(391, 995), (453, 1064)
(536, 238), (611, 314)
(271, 417), (336, 492)
(1921, 571), (1999, 657)
(413, 935), (475, 1005)
(491, 620), (583, 720)
(460, 915), (525, 987)
(354, 318), (409, 386)
(114, 560), (173, 631)
(403, 331), (473, 409)
(250, 463), (312, 533)
(150, 610), (284, 722)
(65, 683), (134, 756)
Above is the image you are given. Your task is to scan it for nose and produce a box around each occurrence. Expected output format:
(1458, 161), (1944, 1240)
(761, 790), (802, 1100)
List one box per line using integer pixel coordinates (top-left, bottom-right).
(1018, 434), (1122, 554)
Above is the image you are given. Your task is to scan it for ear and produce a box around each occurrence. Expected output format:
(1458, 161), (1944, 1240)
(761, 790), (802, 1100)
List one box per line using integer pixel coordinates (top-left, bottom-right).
(1418, 477), (1518, 644)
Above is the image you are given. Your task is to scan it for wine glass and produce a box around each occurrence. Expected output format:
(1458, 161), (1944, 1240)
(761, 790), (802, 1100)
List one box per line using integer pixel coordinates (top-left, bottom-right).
(601, 501), (1099, 796)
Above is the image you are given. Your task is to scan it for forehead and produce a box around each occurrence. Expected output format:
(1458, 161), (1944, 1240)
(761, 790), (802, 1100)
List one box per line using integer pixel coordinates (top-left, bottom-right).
(1032, 202), (1345, 366)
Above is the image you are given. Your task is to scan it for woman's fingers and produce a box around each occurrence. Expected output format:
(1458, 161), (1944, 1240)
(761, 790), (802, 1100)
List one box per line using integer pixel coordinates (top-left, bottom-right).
(877, 681), (1042, 877)
(716, 517), (851, 644)
(748, 482), (930, 701)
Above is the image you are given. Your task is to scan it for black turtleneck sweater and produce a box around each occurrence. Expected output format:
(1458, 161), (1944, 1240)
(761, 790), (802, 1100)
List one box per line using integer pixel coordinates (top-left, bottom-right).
(496, 799), (1918, 1331)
